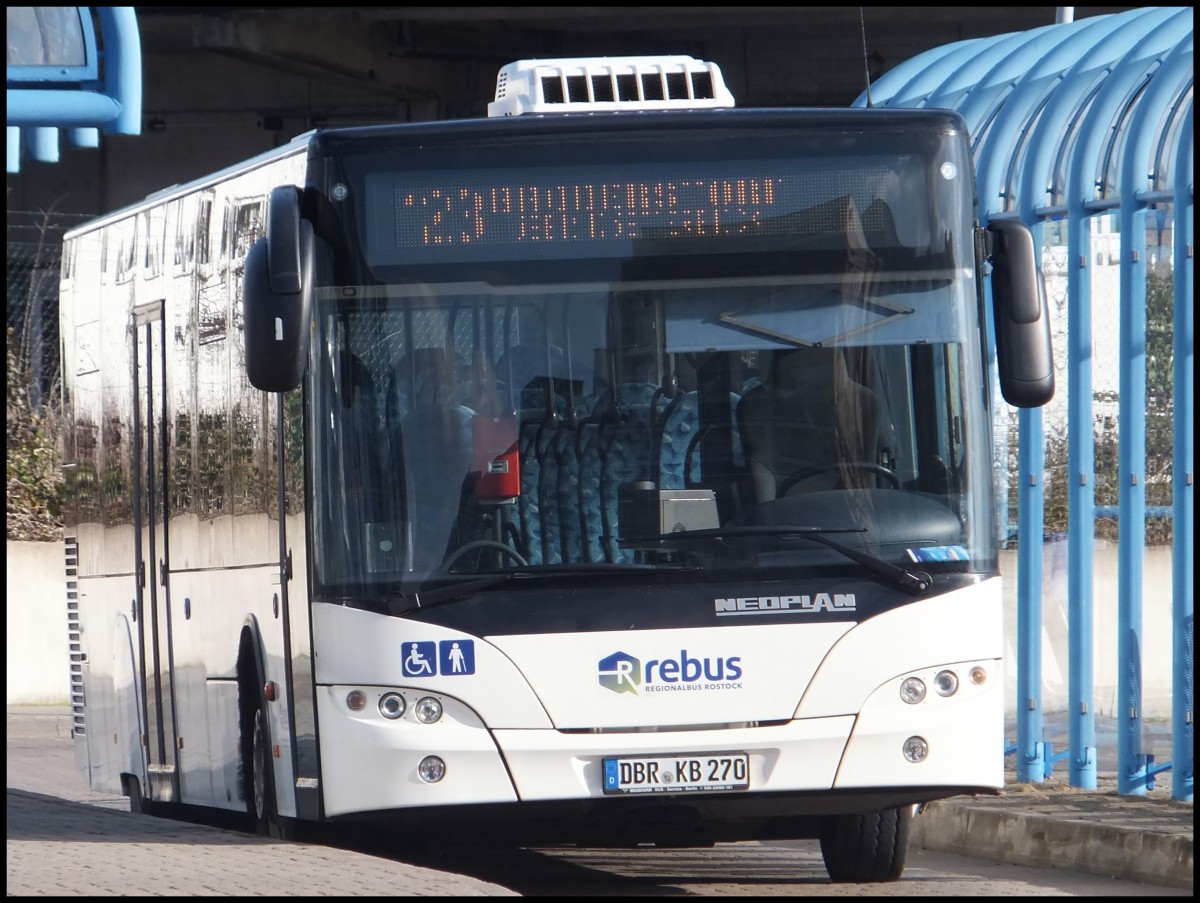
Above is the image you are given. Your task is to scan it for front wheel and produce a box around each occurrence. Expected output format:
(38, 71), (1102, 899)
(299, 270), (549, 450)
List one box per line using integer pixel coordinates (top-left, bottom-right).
(818, 805), (912, 883)
(246, 705), (294, 839)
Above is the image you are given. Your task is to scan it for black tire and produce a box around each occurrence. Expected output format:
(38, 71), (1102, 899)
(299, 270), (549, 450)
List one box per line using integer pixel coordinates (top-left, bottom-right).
(245, 703), (294, 840)
(818, 805), (912, 883)
(128, 775), (155, 815)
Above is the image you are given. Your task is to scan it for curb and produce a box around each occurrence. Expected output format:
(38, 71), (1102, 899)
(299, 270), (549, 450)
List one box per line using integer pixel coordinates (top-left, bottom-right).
(912, 797), (1194, 891)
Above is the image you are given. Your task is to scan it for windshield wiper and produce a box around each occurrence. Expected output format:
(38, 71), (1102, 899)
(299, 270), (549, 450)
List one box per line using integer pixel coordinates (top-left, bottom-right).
(387, 562), (694, 616)
(639, 525), (932, 596)
(388, 573), (518, 615)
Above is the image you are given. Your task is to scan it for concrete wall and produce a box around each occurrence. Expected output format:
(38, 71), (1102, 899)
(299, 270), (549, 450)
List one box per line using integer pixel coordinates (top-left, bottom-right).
(7, 541), (72, 704)
(999, 543), (1178, 719)
(6, 539), (1180, 716)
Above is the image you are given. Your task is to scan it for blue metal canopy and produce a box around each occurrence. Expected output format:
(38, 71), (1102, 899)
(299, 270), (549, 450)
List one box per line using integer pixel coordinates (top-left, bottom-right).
(6, 6), (142, 173)
(857, 7), (1192, 802)
(856, 7), (1192, 224)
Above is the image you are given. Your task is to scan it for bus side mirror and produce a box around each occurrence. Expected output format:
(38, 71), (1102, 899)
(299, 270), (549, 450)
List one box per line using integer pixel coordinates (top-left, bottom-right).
(243, 185), (313, 392)
(987, 219), (1054, 408)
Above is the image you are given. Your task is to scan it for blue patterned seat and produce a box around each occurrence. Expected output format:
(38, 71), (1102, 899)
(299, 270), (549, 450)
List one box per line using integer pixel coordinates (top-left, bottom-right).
(551, 418), (583, 564)
(516, 415), (548, 565)
(597, 383), (667, 562)
(576, 415), (606, 563)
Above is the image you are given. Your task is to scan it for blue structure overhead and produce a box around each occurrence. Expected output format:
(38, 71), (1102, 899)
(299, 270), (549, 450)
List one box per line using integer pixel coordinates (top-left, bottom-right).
(854, 7), (1192, 224)
(6, 6), (142, 173)
(857, 7), (1192, 803)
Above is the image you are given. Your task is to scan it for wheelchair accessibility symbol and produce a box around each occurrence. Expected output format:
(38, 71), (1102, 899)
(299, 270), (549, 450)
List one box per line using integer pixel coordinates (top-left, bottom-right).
(402, 641), (436, 677)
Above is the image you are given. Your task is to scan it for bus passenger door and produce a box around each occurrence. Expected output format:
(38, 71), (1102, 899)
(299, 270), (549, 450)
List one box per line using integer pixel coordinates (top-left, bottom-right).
(132, 301), (180, 805)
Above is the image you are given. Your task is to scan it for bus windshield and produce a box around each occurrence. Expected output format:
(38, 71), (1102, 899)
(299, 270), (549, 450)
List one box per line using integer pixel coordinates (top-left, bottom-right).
(304, 115), (995, 600)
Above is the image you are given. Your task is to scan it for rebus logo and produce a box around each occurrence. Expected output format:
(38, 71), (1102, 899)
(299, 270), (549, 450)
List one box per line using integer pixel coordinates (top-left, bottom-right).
(598, 649), (744, 695)
(598, 651), (641, 695)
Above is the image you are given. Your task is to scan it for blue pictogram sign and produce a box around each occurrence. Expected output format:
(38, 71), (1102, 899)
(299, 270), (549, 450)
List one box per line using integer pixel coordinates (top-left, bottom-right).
(439, 639), (475, 675)
(402, 641), (437, 677)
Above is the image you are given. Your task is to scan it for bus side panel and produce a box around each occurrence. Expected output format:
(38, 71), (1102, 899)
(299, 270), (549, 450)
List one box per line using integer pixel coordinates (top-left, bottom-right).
(61, 147), (310, 817)
(73, 573), (144, 797)
(157, 153), (308, 818)
(167, 562), (279, 813)
(62, 214), (148, 797)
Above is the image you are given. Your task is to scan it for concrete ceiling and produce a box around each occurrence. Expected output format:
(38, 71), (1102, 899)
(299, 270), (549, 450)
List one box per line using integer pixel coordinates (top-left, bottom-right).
(133, 6), (1138, 117)
(4, 6), (1141, 217)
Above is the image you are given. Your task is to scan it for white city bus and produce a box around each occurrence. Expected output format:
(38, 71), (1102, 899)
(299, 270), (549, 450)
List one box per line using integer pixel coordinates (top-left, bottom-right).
(60, 56), (1052, 883)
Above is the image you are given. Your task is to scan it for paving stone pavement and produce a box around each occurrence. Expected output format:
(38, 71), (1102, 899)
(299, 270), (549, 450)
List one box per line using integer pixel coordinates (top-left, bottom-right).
(6, 707), (517, 897)
(7, 707), (1192, 894)
(6, 788), (518, 896)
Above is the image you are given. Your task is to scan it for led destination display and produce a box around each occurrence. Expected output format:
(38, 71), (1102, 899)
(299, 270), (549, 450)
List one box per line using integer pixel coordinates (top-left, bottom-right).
(364, 161), (898, 264)
(397, 175), (784, 245)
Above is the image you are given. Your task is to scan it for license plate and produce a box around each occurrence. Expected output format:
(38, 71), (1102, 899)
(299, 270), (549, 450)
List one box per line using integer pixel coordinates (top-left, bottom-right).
(602, 753), (750, 795)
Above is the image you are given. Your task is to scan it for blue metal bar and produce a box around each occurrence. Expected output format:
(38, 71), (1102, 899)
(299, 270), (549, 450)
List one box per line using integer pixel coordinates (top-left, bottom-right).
(1062, 118), (1117, 794)
(1114, 35), (1194, 795)
(97, 7), (142, 135)
(1016, 397), (1046, 782)
(6, 127), (20, 174)
(1116, 198), (1150, 795)
(1062, 198), (1096, 791)
(29, 127), (59, 163)
(978, 67), (1078, 218)
(923, 25), (1062, 120)
(1170, 101), (1193, 805)
(1093, 506), (1174, 520)
(1145, 758), (1173, 779)
(67, 127), (100, 149)
(953, 13), (1132, 142)
(7, 89), (125, 128)
(852, 36), (989, 107)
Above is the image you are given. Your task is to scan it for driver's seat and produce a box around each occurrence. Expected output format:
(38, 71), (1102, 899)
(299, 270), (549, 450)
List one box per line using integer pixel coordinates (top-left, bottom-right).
(737, 347), (897, 501)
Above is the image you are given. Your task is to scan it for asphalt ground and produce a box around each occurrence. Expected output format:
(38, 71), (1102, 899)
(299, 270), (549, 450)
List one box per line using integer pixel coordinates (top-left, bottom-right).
(7, 707), (1192, 894)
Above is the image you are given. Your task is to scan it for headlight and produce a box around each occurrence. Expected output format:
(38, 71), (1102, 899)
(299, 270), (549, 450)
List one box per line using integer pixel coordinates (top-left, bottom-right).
(414, 696), (443, 724)
(903, 736), (929, 763)
(899, 677), (926, 704)
(418, 756), (446, 783)
(934, 670), (959, 697)
(379, 692), (406, 719)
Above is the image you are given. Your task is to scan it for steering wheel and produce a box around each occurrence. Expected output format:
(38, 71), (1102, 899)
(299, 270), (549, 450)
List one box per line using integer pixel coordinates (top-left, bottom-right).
(441, 539), (528, 573)
(778, 462), (900, 496)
